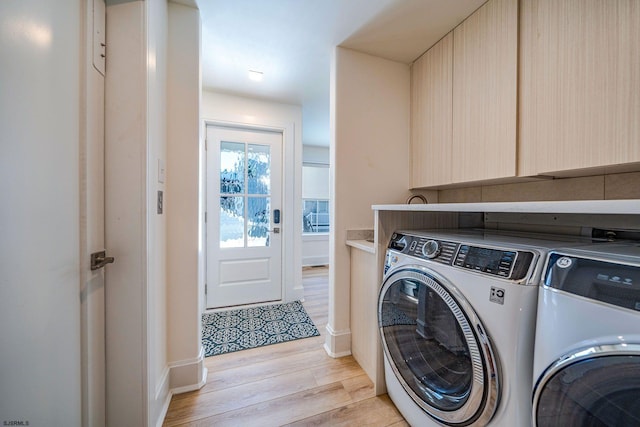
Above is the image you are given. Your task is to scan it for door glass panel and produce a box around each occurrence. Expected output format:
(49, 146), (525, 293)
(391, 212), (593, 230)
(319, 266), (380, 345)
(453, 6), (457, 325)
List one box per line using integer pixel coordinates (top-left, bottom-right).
(380, 278), (473, 411)
(220, 141), (244, 194)
(219, 141), (273, 249)
(247, 144), (270, 195)
(248, 197), (270, 247)
(220, 196), (244, 248)
(536, 355), (640, 427)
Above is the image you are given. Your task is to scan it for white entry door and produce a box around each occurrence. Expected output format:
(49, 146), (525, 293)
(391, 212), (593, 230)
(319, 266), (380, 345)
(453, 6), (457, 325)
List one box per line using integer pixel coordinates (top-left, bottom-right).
(206, 125), (283, 309)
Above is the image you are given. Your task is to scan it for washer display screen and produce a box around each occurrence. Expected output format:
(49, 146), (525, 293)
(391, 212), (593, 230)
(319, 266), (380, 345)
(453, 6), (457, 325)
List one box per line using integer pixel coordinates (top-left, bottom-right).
(455, 245), (516, 276)
(466, 247), (504, 269)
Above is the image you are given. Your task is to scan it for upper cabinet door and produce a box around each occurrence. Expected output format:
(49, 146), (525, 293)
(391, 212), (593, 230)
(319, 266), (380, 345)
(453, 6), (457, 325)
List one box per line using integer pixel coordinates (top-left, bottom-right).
(452, 0), (518, 184)
(410, 32), (453, 188)
(519, 0), (640, 176)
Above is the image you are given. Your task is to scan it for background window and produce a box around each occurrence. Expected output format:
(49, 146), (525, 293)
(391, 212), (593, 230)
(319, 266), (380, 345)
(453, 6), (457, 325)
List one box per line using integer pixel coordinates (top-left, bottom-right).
(303, 199), (329, 233)
(302, 164), (330, 233)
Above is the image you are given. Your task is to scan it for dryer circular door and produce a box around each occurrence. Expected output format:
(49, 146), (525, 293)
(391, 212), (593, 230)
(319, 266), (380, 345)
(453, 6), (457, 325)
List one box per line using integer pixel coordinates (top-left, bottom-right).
(533, 344), (640, 427)
(378, 266), (500, 426)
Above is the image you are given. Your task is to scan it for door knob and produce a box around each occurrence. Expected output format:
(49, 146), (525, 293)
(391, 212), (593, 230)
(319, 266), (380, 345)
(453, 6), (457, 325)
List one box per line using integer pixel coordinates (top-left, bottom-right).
(90, 250), (115, 270)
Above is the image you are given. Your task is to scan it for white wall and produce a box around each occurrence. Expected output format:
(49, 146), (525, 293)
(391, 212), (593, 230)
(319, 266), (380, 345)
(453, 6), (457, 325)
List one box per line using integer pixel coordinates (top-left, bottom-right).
(201, 91), (304, 303)
(303, 145), (330, 164)
(104, 2), (147, 424)
(0, 2), (82, 424)
(104, 0), (175, 424)
(326, 47), (414, 357)
(166, 1), (205, 395)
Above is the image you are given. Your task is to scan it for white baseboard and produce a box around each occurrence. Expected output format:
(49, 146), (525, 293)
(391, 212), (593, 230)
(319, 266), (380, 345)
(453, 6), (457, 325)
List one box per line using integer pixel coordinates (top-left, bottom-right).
(323, 324), (351, 358)
(168, 346), (208, 395)
(155, 357), (209, 427)
(155, 388), (173, 427)
(302, 255), (329, 267)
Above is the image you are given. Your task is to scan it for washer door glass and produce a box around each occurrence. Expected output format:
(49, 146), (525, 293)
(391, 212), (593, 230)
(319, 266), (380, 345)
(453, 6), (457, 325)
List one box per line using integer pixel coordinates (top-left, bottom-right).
(535, 353), (640, 427)
(379, 268), (497, 425)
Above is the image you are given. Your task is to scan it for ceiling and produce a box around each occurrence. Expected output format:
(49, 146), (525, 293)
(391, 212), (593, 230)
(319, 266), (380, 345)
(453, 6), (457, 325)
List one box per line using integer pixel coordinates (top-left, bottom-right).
(197, 0), (486, 147)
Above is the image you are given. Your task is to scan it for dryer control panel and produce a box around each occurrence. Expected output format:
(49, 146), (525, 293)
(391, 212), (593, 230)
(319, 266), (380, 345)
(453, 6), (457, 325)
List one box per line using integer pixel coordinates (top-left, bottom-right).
(388, 232), (535, 281)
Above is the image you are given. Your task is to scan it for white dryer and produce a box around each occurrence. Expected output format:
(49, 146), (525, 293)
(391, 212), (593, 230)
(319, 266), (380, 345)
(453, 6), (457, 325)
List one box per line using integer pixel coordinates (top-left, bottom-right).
(378, 229), (586, 427)
(532, 243), (640, 426)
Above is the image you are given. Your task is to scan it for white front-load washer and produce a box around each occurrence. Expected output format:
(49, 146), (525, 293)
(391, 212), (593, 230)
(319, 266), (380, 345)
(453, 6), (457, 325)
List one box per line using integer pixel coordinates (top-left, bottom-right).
(378, 229), (587, 426)
(532, 243), (640, 427)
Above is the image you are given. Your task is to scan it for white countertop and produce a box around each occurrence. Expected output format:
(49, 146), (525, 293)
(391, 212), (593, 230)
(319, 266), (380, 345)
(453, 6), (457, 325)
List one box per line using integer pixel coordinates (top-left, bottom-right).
(373, 199), (640, 214)
(345, 239), (376, 254)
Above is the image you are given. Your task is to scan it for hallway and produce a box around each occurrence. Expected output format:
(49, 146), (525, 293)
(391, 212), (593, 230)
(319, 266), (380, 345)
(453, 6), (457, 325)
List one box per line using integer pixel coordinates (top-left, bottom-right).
(162, 268), (407, 426)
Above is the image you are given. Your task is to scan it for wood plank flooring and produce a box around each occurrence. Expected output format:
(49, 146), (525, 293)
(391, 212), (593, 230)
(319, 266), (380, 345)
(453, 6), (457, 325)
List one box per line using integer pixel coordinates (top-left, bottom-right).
(163, 267), (408, 427)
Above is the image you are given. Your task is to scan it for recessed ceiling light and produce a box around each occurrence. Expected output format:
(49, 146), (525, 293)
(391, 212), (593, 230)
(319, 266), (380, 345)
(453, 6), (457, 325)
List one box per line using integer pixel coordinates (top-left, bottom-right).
(248, 70), (263, 82)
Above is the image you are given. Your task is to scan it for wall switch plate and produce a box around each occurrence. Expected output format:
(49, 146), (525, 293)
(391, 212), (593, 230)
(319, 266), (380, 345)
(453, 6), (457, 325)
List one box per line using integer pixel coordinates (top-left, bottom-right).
(157, 190), (163, 214)
(158, 158), (166, 183)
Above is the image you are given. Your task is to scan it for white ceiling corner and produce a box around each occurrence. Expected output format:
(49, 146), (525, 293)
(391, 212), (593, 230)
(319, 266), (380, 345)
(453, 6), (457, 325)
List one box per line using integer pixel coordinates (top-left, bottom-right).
(197, 0), (487, 147)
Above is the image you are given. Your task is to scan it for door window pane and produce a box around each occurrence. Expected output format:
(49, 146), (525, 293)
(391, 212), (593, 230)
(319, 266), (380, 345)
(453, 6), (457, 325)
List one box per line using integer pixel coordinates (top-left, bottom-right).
(248, 197), (270, 247)
(248, 144), (270, 195)
(220, 141), (244, 194)
(220, 196), (244, 248)
(219, 141), (274, 248)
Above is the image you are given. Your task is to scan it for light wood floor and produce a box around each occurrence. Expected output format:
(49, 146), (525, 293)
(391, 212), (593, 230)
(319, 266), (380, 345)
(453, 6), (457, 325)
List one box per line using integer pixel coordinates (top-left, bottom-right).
(163, 267), (408, 427)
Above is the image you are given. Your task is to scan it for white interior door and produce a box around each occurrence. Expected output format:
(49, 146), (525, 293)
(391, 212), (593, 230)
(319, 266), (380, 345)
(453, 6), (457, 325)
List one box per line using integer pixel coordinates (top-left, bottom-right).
(206, 125), (283, 309)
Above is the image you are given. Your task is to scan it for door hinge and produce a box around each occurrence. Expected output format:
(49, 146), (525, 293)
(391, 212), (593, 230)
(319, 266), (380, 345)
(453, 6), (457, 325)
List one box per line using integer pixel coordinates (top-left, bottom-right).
(204, 211), (207, 223)
(205, 283), (207, 295)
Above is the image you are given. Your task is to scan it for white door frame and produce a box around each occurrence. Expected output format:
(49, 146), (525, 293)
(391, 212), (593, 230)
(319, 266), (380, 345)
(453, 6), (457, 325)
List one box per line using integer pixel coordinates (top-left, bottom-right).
(80, 0), (106, 424)
(202, 118), (303, 312)
(205, 125), (283, 308)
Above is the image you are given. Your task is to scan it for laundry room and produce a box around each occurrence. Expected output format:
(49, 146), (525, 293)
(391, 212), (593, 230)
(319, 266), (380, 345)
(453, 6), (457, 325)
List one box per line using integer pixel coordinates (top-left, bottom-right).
(5, 0), (639, 425)
(330, 1), (640, 425)
(346, 200), (640, 426)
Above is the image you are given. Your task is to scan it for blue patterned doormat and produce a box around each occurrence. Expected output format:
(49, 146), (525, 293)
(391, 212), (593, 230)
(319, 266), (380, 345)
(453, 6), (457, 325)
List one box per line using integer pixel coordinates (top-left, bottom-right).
(202, 300), (320, 357)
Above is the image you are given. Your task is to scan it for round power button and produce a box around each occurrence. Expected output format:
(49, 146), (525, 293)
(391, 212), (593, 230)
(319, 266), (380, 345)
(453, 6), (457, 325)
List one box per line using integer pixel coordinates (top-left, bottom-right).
(422, 240), (441, 259)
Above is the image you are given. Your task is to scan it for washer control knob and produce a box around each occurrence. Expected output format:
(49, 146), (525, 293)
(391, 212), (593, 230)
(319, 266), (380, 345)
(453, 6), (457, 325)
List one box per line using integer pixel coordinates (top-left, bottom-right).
(422, 240), (441, 259)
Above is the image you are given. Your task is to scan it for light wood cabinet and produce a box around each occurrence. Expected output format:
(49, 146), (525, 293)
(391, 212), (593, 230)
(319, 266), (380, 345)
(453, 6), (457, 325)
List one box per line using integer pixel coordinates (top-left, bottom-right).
(410, 0), (518, 188)
(519, 0), (640, 176)
(410, 33), (453, 188)
(452, 0), (518, 183)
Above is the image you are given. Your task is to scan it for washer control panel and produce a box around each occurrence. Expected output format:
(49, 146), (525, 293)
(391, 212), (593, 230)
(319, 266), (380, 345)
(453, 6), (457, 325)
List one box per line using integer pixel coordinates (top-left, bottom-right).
(388, 232), (535, 281)
(454, 245), (517, 278)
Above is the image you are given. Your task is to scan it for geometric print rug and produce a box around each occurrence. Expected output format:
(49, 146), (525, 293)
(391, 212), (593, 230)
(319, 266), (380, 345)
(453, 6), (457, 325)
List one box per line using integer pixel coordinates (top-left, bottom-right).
(202, 300), (320, 357)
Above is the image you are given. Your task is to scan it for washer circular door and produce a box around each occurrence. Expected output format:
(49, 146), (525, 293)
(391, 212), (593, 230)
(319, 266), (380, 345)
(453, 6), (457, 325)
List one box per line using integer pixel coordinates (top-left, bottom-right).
(378, 266), (500, 426)
(533, 344), (640, 427)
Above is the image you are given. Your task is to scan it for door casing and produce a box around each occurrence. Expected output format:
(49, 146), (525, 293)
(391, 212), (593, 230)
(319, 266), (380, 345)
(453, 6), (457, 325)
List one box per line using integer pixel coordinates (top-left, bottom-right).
(205, 124), (283, 308)
(202, 118), (303, 312)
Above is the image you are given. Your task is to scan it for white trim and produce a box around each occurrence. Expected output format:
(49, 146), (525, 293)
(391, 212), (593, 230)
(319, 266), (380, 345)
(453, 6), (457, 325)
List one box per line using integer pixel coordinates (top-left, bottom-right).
(202, 117), (301, 309)
(302, 233), (330, 241)
(303, 255), (330, 267)
(372, 199), (640, 214)
(170, 368), (208, 395)
(204, 125), (284, 308)
(155, 391), (173, 427)
(168, 346), (205, 369)
(168, 346), (207, 393)
(324, 324), (352, 358)
(155, 366), (170, 401)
